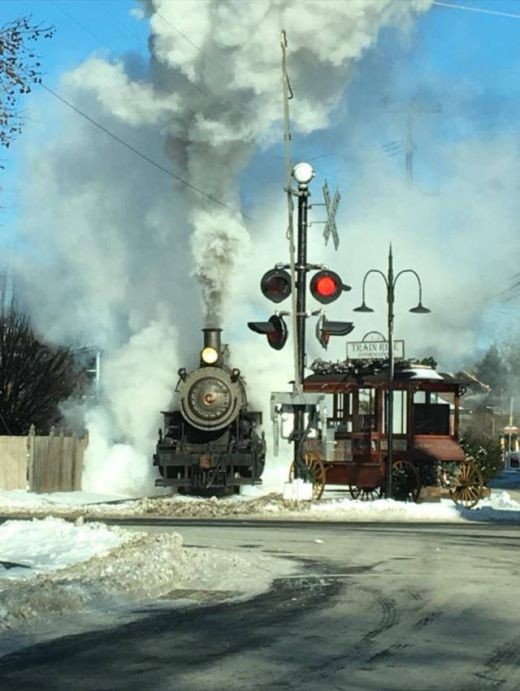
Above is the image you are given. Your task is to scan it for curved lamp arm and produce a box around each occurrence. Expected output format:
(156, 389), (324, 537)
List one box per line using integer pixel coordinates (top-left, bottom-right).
(394, 268), (425, 303)
(360, 269), (388, 303)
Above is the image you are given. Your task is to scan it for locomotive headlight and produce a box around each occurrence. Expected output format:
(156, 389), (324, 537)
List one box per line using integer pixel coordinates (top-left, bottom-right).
(201, 346), (219, 365)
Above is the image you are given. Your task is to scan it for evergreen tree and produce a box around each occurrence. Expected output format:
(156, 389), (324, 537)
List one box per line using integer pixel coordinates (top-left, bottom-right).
(473, 344), (508, 399)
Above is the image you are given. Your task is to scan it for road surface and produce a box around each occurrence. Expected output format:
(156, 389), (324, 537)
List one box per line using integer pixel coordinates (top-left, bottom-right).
(0, 521), (519, 690)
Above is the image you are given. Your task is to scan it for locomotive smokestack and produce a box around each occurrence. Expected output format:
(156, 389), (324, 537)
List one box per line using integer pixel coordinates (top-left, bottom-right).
(202, 327), (222, 352)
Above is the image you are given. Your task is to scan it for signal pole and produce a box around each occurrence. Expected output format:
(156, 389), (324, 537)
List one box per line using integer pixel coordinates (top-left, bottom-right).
(291, 162), (314, 479)
(249, 160), (353, 487)
(249, 33), (353, 493)
(295, 179), (309, 382)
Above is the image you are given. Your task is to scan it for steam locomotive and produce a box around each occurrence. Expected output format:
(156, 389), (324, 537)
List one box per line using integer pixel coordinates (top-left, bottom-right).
(153, 328), (265, 495)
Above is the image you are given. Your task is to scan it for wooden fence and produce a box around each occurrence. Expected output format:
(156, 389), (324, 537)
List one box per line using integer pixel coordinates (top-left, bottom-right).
(0, 427), (88, 492)
(0, 436), (28, 490)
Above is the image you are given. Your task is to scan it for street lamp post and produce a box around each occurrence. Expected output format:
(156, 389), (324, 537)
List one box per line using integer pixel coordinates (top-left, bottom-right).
(354, 245), (430, 498)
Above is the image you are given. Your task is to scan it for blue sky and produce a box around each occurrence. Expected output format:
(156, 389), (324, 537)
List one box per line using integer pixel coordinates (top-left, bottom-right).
(2, 0), (519, 208)
(2, 0), (519, 181)
(1, 0), (520, 363)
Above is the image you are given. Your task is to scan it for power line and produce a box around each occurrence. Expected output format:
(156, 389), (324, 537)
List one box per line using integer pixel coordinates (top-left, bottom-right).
(99, 1), (144, 46)
(432, 1), (520, 20)
(96, 3), (204, 96)
(154, 10), (227, 74)
(39, 4), (251, 219)
(48, 0), (113, 51)
(39, 83), (251, 221)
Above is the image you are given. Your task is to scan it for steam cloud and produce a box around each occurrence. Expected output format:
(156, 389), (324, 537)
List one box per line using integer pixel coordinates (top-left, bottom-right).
(13, 0), (432, 495)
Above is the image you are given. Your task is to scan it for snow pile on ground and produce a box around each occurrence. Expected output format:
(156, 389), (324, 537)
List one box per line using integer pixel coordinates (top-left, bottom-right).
(0, 517), (128, 575)
(309, 497), (463, 522)
(2, 489), (520, 522)
(0, 491), (307, 520)
(0, 517), (296, 636)
(1, 487), (520, 523)
(0, 491), (131, 508)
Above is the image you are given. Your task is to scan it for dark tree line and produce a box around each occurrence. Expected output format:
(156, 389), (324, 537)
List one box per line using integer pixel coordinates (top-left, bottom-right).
(463, 343), (518, 408)
(0, 291), (79, 434)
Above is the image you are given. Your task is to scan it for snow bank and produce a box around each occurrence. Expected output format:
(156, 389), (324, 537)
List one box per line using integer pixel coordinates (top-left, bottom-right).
(309, 497), (463, 522)
(0, 517), (128, 576)
(1, 487), (520, 525)
(0, 518), (296, 639)
(1, 489), (520, 523)
(0, 490), (131, 508)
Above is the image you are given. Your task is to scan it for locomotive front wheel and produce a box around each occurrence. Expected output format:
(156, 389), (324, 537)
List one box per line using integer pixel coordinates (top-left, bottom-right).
(447, 461), (484, 509)
(288, 452), (326, 500)
(389, 459), (421, 503)
(349, 485), (383, 501)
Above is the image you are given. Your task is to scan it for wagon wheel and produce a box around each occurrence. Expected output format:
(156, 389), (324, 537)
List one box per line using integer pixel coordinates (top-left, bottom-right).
(349, 485), (382, 501)
(288, 452), (326, 500)
(389, 459), (421, 503)
(446, 461), (484, 509)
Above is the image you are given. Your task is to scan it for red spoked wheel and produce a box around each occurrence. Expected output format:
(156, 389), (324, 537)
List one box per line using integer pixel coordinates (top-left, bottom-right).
(389, 459), (421, 503)
(349, 485), (383, 501)
(444, 460), (484, 509)
(289, 452), (326, 500)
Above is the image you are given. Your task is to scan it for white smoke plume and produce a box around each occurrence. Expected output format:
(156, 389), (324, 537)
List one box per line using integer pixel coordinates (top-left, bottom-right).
(13, 0), (432, 495)
(65, 0), (432, 324)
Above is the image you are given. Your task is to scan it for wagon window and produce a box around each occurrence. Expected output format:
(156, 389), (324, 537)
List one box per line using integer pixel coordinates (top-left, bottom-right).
(413, 391), (450, 434)
(392, 391), (408, 434)
(330, 393), (353, 434)
(355, 388), (376, 432)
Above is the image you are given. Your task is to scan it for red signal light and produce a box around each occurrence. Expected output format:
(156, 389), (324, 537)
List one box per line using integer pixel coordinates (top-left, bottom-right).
(310, 270), (350, 304)
(261, 269), (292, 303)
(315, 275), (337, 297)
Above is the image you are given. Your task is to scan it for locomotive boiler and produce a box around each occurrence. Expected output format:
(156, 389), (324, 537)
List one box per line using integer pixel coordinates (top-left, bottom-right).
(153, 327), (265, 495)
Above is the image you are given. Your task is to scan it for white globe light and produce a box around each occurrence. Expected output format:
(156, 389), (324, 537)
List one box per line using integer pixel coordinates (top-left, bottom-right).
(292, 162), (315, 185)
(201, 347), (219, 364)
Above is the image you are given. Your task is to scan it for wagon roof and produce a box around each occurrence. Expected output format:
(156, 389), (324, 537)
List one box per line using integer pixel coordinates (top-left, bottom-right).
(304, 360), (464, 394)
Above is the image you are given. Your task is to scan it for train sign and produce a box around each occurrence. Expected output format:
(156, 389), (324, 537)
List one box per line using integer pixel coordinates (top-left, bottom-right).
(347, 340), (405, 360)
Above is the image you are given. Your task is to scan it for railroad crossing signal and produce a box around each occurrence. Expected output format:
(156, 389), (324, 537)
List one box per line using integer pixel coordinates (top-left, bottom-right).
(248, 314), (288, 350)
(310, 269), (351, 304)
(322, 180), (341, 250)
(248, 164), (353, 352)
(261, 268), (292, 303)
(316, 315), (354, 349)
(249, 265), (354, 349)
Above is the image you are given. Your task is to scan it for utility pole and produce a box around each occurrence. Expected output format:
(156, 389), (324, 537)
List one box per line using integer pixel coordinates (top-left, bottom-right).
(383, 100), (442, 186)
(405, 111), (414, 185)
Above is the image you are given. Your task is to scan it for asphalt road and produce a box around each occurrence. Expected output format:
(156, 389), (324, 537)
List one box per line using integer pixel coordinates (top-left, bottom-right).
(0, 521), (519, 691)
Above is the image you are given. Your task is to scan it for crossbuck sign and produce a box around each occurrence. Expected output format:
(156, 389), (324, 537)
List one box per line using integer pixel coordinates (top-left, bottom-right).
(347, 340), (405, 360)
(322, 180), (341, 250)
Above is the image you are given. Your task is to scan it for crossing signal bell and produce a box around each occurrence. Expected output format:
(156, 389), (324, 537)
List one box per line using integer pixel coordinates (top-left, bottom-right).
(310, 270), (350, 304)
(316, 315), (354, 349)
(248, 314), (288, 350)
(261, 268), (292, 303)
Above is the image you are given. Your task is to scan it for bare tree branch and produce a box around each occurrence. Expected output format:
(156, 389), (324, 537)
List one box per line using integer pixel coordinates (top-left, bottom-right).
(0, 287), (80, 434)
(0, 16), (54, 155)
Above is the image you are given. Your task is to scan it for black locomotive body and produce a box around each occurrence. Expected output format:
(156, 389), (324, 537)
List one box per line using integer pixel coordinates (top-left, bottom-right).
(153, 328), (265, 495)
